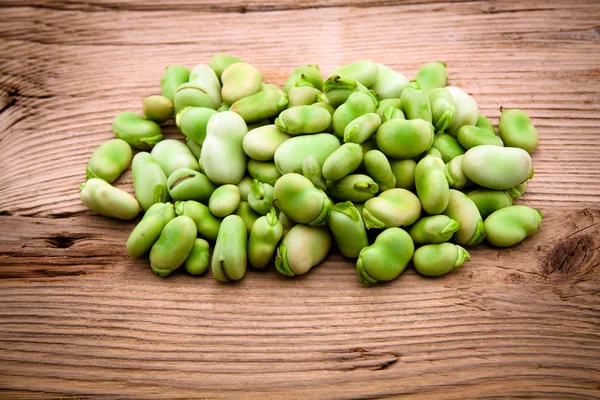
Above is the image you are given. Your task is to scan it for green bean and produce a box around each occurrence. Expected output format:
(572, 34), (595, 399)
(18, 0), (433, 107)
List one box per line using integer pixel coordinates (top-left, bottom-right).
(212, 215), (247, 282)
(408, 215), (460, 245)
(275, 224), (332, 276)
(149, 216), (197, 277)
(498, 108), (539, 153)
(248, 208), (284, 269)
(273, 173), (331, 226)
(175, 200), (221, 241)
(356, 228), (414, 283)
(413, 243), (470, 277)
(79, 178), (139, 220)
(161, 65), (190, 103)
(167, 168), (216, 203)
(86, 139), (132, 183)
(362, 188), (421, 229)
(112, 112), (163, 150)
(143, 95), (174, 124)
(184, 239), (210, 276)
(327, 201), (369, 258)
(484, 205), (542, 247)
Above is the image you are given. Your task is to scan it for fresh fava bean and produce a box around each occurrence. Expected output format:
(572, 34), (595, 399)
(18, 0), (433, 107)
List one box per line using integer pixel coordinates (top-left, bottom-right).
(151, 139), (199, 177)
(415, 155), (450, 215)
(312, 101), (335, 116)
(326, 174), (379, 203)
(363, 150), (396, 192)
(275, 105), (331, 135)
(377, 98), (402, 118)
(400, 81), (432, 123)
(287, 76), (321, 107)
(86, 139), (132, 183)
(201, 111), (248, 185)
(126, 202), (176, 257)
(467, 188), (514, 219)
(301, 155), (327, 192)
(212, 215), (248, 282)
(484, 205), (542, 247)
(184, 239), (210, 276)
(376, 118), (435, 159)
(323, 75), (367, 107)
(279, 211), (296, 237)
(248, 180), (275, 215)
(382, 107), (405, 122)
(445, 86), (479, 137)
(498, 108), (539, 153)
(343, 113), (382, 144)
(333, 90), (379, 137)
(356, 227), (414, 283)
(462, 145), (533, 190)
(390, 159), (417, 190)
(322, 143), (363, 181)
(331, 60), (379, 88)
(275, 224), (332, 276)
(149, 215), (197, 277)
(234, 201), (261, 234)
(457, 125), (504, 149)
(362, 188), (421, 229)
(327, 201), (369, 259)
(273, 173), (331, 226)
(429, 87), (456, 134)
(161, 65), (190, 103)
(509, 182), (528, 200)
(242, 125), (291, 161)
(79, 178), (139, 220)
(371, 64), (409, 99)
(217, 102), (231, 112)
(283, 65), (324, 92)
(442, 189), (484, 246)
(415, 62), (448, 93)
(231, 84), (289, 123)
(208, 184), (241, 217)
(221, 62), (263, 105)
(175, 106), (217, 144)
(132, 152), (170, 211)
(248, 160), (282, 186)
(167, 168), (216, 203)
(175, 200), (221, 241)
(209, 54), (243, 80)
(476, 114), (495, 134)
(413, 243), (470, 277)
(423, 147), (443, 159)
(188, 64), (222, 109)
(173, 83), (215, 112)
(112, 112), (163, 150)
(186, 137), (202, 159)
(237, 176), (254, 201)
(274, 133), (340, 174)
(445, 154), (472, 190)
(408, 215), (460, 245)
(248, 208), (284, 269)
(143, 95), (174, 124)
(431, 132), (465, 163)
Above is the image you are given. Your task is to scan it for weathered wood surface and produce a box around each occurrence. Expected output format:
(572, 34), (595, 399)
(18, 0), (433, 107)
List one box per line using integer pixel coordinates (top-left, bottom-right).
(0, 0), (599, 398)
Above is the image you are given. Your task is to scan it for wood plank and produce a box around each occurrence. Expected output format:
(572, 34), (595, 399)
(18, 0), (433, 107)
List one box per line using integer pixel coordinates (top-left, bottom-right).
(1, 0), (599, 398)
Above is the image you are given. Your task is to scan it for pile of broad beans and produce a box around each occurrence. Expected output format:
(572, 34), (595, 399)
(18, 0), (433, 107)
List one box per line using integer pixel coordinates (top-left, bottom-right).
(80, 56), (542, 282)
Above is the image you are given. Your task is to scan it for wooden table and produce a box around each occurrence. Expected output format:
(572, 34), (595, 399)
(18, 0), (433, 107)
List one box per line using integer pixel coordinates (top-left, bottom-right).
(1, 1), (599, 398)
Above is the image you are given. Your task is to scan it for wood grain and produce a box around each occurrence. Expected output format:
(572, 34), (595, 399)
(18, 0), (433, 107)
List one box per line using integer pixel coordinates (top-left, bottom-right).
(1, 0), (600, 398)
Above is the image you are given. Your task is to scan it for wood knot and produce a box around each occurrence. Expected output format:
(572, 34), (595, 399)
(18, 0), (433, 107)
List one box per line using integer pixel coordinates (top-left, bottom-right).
(541, 234), (599, 281)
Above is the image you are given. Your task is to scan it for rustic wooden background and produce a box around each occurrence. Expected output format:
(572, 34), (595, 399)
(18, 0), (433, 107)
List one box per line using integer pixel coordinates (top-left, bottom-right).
(1, 0), (599, 398)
